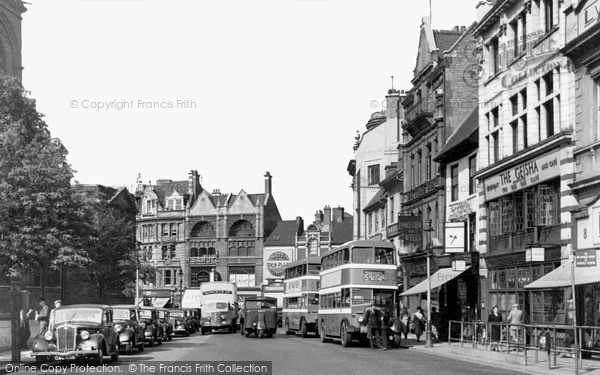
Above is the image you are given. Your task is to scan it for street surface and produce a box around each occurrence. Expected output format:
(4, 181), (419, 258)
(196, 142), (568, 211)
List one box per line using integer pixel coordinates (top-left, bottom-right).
(5, 330), (527, 375)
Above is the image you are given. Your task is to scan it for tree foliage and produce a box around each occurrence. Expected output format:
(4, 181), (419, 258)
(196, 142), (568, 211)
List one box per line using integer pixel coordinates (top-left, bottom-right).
(0, 74), (87, 281)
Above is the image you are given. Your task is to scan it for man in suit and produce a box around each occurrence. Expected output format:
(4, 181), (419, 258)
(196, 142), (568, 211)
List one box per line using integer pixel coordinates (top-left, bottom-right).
(364, 301), (381, 349)
(507, 303), (523, 345)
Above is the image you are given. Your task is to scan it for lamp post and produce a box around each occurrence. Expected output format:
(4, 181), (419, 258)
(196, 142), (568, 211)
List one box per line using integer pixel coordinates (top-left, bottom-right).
(178, 269), (184, 308)
(424, 219), (434, 348)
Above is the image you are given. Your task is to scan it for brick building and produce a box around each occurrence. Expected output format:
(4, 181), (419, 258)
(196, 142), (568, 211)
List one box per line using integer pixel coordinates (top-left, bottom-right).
(399, 19), (479, 319)
(473, 0), (576, 323)
(136, 171), (282, 306)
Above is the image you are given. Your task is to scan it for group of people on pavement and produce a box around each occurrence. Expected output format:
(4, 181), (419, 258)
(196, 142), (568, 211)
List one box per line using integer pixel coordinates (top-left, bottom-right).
(19, 297), (62, 349)
(487, 303), (523, 351)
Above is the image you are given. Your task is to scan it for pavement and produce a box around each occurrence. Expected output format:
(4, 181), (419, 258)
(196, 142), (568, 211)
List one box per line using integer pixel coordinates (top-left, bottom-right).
(1, 333), (599, 375)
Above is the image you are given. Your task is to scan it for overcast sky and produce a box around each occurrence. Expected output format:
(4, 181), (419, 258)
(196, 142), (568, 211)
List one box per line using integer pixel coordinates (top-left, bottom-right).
(22, 0), (477, 224)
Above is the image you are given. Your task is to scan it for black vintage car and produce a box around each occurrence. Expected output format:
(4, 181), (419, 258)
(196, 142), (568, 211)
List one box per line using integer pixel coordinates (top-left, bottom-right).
(31, 304), (120, 364)
(157, 308), (173, 342)
(169, 309), (190, 337)
(111, 305), (145, 354)
(139, 306), (163, 347)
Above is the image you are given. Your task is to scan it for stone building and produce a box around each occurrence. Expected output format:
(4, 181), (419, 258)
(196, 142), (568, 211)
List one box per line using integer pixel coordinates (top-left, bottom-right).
(473, 0), (576, 323)
(0, 0), (25, 80)
(136, 171), (281, 305)
(348, 88), (405, 242)
(399, 19), (478, 317)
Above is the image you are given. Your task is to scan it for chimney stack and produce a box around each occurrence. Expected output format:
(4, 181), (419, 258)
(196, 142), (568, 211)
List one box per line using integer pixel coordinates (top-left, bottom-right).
(332, 206), (345, 223)
(296, 216), (304, 236)
(264, 171), (272, 195)
(188, 170), (202, 200)
(314, 210), (323, 226)
(324, 205), (332, 228)
(212, 189), (221, 195)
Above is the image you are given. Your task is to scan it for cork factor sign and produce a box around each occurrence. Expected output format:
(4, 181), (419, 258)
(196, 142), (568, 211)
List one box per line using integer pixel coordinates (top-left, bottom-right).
(483, 150), (561, 201)
(263, 249), (292, 279)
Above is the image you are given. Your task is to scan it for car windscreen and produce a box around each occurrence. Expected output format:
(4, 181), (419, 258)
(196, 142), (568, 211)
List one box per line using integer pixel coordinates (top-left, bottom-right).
(54, 308), (102, 325)
(113, 309), (132, 321)
(170, 311), (184, 317)
(139, 310), (153, 319)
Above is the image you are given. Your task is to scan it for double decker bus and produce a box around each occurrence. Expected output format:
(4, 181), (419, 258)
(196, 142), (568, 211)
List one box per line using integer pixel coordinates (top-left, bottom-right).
(318, 240), (397, 347)
(282, 257), (320, 337)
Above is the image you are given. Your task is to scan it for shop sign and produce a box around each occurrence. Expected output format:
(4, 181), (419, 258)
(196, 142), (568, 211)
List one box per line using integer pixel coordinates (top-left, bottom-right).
(263, 249), (292, 280)
(263, 282), (284, 293)
(566, 0), (600, 43)
(483, 150), (561, 201)
(397, 215), (423, 246)
(576, 249), (597, 267)
(526, 247), (545, 262)
(189, 256), (219, 264)
(452, 259), (467, 272)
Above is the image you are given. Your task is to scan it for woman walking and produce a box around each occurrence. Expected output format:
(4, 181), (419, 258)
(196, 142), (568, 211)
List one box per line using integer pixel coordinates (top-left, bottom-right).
(488, 305), (503, 351)
(399, 307), (410, 340)
(414, 306), (425, 342)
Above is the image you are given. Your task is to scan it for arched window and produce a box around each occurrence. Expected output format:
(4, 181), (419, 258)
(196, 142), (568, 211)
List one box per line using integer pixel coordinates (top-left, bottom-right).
(199, 247), (208, 257)
(208, 247), (216, 256)
(308, 239), (318, 256)
(229, 246), (237, 256)
(190, 247), (199, 257)
(247, 246), (254, 256)
(229, 220), (253, 237)
(238, 247), (247, 256)
(191, 222), (216, 237)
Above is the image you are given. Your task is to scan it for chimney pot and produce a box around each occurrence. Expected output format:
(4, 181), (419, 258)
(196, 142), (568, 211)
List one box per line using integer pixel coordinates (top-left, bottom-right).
(264, 171), (272, 195)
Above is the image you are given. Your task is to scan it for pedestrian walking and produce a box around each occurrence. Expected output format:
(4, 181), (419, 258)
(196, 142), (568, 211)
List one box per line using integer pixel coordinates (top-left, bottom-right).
(431, 307), (441, 342)
(35, 298), (50, 335)
(413, 306), (425, 342)
(488, 305), (503, 351)
(49, 300), (62, 331)
(379, 307), (391, 350)
(364, 301), (381, 349)
(507, 303), (523, 345)
(399, 307), (410, 340)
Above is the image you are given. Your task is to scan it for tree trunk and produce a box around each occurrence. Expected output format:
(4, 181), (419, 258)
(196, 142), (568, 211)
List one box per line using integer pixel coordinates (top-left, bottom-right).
(39, 267), (45, 299)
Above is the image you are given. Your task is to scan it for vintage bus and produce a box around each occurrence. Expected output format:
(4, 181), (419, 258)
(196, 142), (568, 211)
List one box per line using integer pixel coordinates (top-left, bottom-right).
(282, 257), (320, 337)
(318, 240), (397, 347)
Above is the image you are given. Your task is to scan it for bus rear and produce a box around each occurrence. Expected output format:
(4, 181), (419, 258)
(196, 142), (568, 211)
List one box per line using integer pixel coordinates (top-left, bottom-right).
(318, 240), (397, 347)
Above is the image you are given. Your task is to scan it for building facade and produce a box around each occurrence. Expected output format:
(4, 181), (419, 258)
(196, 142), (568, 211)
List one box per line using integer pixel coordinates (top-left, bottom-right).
(136, 171), (281, 306)
(559, 0), (600, 330)
(474, 0), (577, 322)
(348, 89), (405, 240)
(399, 19), (478, 317)
(0, 0), (25, 80)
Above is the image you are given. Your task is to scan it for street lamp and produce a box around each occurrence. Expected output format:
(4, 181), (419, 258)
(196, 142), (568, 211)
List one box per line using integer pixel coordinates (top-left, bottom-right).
(178, 268), (184, 308)
(423, 219), (434, 348)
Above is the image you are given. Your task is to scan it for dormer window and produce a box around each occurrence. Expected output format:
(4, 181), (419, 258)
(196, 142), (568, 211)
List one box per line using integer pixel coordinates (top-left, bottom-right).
(146, 200), (152, 214)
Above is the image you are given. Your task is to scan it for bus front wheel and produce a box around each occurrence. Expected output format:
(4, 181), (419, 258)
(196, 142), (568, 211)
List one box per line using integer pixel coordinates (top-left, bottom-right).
(320, 321), (327, 343)
(340, 321), (352, 347)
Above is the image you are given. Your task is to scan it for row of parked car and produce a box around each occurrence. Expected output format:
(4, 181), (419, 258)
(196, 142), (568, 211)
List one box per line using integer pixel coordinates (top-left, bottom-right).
(30, 303), (203, 365)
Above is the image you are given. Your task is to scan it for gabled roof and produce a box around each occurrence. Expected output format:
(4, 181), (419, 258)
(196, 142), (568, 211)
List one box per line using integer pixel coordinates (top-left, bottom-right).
(434, 107), (478, 164)
(433, 30), (464, 53)
(363, 188), (386, 213)
(264, 220), (300, 247)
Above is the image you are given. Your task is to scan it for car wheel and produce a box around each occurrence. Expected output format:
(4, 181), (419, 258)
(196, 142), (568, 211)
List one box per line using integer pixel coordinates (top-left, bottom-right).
(300, 319), (308, 338)
(340, 321), (352, 347)
(126, 344), (133, 355)
(258, 329), (264, 339)
(320, 321), (327, 343)
(92, 348), (103, 366)
(138, 340), (144, 352)
(244, 331), (250, 338)
(148, 338), (154, 347)
(157, 336), (162, 346)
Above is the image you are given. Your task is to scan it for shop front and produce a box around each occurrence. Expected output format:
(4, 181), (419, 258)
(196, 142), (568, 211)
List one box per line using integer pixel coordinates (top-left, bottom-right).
(479, 146), (572, 324)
